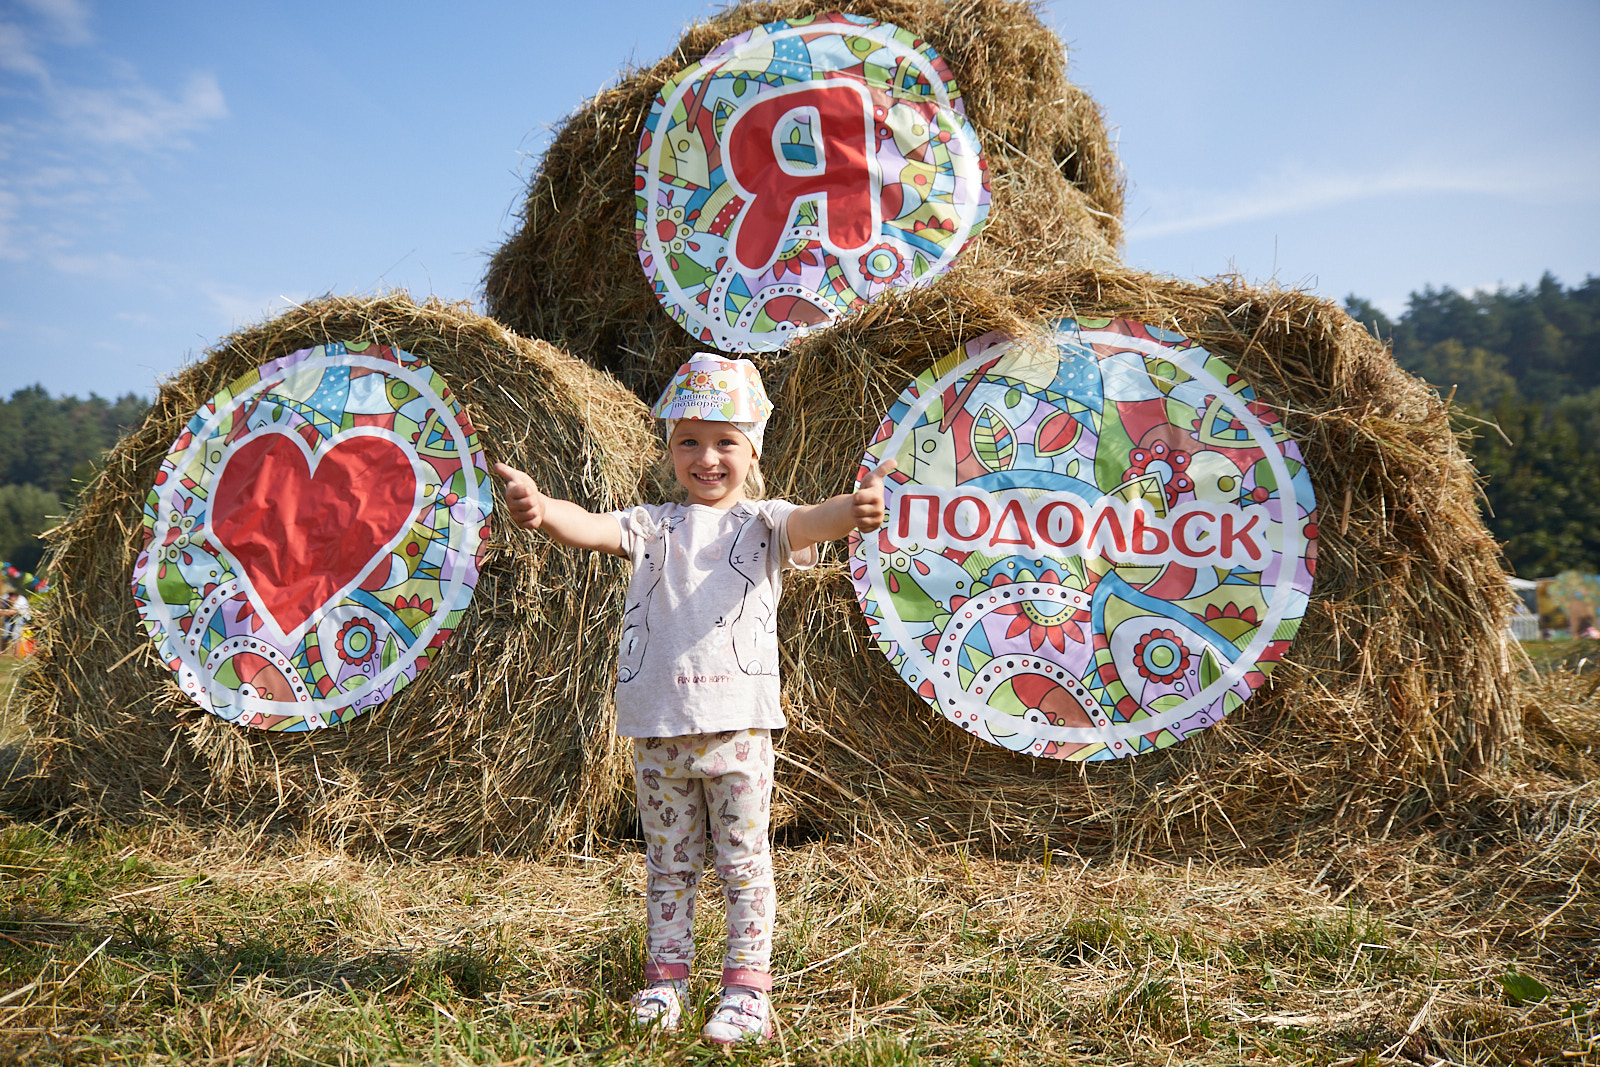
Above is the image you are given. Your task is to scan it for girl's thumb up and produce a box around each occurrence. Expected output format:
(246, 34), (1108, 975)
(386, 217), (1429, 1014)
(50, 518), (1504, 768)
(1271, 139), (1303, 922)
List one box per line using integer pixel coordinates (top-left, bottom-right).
(492, 462), (545, 530)
(852, 458), (898, 531)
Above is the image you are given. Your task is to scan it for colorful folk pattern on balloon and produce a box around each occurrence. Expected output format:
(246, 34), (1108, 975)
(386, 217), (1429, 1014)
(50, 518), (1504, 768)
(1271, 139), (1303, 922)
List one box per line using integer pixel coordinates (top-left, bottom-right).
(848, 319), (1319, 760)
(131, 344), (491, 732)
(635, 12), (991, 352)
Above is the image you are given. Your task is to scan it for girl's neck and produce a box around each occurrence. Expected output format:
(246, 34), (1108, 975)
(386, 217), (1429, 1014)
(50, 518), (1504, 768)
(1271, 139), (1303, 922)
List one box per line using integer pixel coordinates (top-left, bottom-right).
(684, 490), (746, 510)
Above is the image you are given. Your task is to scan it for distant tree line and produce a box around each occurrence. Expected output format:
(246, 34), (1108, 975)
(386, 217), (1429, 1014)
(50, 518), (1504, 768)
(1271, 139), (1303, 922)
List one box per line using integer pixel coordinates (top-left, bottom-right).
(1346, 273), (1600, 577)
(0, 386), (149, 572)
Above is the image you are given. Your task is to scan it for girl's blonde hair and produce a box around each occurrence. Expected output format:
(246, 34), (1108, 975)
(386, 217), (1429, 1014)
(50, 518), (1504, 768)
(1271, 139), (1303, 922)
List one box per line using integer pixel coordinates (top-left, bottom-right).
(742, 460), (765, 501)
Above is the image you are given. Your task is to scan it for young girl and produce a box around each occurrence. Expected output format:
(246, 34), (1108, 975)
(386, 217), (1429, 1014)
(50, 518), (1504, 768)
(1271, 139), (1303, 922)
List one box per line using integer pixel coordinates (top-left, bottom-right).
(494, 355), (893, 1044)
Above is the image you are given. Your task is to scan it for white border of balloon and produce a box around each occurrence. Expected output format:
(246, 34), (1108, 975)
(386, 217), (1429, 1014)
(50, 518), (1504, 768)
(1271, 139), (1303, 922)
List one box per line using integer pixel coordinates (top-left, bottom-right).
(639, 20), (989, 351)
(858, 324), (1310, 749)
(140, 351), (486, 726)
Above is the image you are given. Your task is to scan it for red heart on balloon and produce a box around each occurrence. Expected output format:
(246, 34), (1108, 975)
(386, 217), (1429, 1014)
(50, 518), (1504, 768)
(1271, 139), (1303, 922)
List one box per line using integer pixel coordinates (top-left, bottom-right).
(212, 430), (418, 636)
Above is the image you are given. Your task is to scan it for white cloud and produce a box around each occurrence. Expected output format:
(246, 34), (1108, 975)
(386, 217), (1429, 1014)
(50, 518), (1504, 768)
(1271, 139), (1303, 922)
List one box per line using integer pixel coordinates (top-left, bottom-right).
(0, 21), (48, 80)
(1129, 157), (1600, 240)
(199, 283), (295, 328)
(57, 72), (228, 150)
(0, 3), (228, 274)
(18, 0), (91, 44)
(0, 0), (88, 83)
(44, 249), (152, 279)
(16, 162), (118, 193)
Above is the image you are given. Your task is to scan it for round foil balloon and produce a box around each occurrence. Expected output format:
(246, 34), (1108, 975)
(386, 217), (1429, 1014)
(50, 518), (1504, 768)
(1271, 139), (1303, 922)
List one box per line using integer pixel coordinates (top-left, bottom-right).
(848, 320), (1318, 760)
(635, 12), (991, 351)
(132, 343), (491, 731)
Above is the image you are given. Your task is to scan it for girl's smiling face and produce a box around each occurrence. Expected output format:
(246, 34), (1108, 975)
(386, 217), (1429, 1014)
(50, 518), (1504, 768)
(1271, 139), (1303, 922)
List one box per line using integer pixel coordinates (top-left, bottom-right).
(668, 419), (754, 508)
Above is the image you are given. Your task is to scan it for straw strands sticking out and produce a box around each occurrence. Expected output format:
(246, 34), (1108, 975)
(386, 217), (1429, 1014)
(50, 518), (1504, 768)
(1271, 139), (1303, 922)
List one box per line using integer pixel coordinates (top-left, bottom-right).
(760, 264), (1520, 857)
(21, 293), (656, 858)
(484, 0), (1125, 400)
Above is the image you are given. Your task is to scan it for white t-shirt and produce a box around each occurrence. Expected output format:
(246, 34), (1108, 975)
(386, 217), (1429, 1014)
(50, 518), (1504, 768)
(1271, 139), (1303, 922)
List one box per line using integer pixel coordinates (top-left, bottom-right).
(607, 500), (817, 738)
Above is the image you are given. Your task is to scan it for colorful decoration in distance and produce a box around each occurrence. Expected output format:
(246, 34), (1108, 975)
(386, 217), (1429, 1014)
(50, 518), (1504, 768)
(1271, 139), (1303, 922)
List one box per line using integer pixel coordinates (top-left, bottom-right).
(635, 12), (991, 352)
(132, 344), (491, 732)
(1542, 570), (1600, 635)
(848, 320), (1319, 760)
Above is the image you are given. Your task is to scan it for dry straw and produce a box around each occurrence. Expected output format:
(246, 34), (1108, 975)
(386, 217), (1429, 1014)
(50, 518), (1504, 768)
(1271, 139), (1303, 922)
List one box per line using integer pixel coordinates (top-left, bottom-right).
(759, 264), (1521, 857)
(18, 277), (1525, 861)
(484, 0), (1125, 401)
(21, 293), (656, 858)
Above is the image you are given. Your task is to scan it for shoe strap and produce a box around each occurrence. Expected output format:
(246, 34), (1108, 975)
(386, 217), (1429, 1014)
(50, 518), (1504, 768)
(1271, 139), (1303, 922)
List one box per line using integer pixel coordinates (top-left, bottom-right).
(634, 988), (678, 1009)
(713, 990), (766, 1020)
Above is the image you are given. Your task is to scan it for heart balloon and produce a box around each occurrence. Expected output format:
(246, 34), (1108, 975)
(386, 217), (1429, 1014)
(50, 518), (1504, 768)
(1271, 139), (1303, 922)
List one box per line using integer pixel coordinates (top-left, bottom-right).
(132, 343), (490, 732)
(211, 431), (418, 637)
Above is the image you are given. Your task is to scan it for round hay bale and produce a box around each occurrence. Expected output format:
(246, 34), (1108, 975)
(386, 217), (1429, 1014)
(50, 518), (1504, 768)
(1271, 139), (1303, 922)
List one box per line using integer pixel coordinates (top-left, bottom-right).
(484, 0), (1125, 400)
(760, 266), (1519, 856)
(21, 293), (656, 857)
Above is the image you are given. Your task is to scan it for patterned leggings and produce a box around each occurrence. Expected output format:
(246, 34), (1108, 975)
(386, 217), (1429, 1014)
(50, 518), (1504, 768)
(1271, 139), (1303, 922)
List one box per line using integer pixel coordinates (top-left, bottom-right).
(632, 729), (775, 992)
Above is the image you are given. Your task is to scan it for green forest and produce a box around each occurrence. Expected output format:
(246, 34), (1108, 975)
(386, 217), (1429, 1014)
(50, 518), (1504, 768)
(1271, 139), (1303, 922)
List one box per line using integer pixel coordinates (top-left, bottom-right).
(0, 272), (1596, 578)
(0, 387), (147, 573)
(1345, 272), (1600, 577)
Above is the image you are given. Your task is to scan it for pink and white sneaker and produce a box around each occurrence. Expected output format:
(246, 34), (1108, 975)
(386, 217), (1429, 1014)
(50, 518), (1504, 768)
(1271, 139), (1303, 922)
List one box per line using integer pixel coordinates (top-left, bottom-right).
(629, 983), (683, 1031)
(701, 987), (773, 1045)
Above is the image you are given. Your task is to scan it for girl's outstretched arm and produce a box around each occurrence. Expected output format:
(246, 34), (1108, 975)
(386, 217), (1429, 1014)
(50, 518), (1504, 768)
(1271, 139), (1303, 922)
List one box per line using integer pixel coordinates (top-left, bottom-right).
(492, 462), (626, 557)
(788, 459), (898, 552)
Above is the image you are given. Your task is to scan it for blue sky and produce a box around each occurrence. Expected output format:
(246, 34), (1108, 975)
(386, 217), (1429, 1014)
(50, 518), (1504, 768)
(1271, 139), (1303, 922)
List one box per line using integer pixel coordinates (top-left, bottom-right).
(1, 0), (1595, 399)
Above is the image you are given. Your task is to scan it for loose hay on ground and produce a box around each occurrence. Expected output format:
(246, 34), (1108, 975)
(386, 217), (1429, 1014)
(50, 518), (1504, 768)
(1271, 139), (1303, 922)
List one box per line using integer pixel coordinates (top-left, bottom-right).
(20, 293), (657, 858)
(485, 0), (1125, 400)
(0, 806), (1591, 1065)
(759, 264), (1520, 857)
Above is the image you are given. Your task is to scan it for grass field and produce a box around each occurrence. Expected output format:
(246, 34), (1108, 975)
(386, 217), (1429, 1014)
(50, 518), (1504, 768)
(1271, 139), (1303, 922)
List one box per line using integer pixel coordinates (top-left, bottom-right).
(0, 656), (1595, 1066)
(0, 658), (26, 745)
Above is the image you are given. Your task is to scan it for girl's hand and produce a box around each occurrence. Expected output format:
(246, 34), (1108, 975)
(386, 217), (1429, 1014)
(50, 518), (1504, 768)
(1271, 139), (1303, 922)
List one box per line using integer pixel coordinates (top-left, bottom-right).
(492, 462), (547, 530)
(852, 458), (898, 531)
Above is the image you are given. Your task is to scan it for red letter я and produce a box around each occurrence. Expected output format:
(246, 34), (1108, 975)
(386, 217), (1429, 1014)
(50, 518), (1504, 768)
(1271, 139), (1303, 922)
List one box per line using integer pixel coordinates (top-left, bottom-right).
(725, 83), (876, 272)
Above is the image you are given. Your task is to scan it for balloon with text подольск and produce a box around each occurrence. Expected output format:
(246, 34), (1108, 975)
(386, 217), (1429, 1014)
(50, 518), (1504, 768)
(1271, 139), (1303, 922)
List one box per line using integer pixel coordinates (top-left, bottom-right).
(849, 319), (1318, 760)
